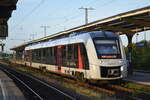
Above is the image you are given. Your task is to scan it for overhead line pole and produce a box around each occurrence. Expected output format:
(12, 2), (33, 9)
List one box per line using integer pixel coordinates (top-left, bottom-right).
(30, 33), (36, 40)
(41, 25), (50, 37)
(79, 7), (94, 24)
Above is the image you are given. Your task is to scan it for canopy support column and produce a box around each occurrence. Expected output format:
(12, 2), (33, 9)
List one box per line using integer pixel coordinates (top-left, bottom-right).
(126, 34), (133, 75)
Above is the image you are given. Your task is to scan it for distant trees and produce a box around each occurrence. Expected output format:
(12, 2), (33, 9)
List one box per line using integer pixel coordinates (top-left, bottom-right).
(125, 40), (150, 71)
(0, 53), (13, 60)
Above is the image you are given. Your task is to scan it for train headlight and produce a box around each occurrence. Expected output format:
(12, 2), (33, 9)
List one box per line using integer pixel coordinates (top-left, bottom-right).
(121, 66), (124, 71)
(99, 60), (103, 64)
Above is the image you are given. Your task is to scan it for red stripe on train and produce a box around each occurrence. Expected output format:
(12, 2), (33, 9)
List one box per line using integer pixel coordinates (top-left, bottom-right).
(78, 45), (83, 69)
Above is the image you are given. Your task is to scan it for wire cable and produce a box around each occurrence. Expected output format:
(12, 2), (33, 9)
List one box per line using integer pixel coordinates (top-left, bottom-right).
(12, 0), (46, 32)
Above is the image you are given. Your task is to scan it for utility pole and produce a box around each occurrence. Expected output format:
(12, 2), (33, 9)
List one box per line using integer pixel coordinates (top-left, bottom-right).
(0, 43), (5, 52)
(30, 33), (36, 40)
(41, 25), (50, 37)
(79, 7), (94, 24)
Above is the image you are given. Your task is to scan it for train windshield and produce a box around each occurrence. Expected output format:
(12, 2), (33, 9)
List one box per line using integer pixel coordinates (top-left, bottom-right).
(94, 39), (121, 59)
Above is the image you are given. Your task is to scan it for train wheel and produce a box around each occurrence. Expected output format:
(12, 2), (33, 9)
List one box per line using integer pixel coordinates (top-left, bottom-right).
(75, 72), (86, 82)
(80, 73), (86, 82)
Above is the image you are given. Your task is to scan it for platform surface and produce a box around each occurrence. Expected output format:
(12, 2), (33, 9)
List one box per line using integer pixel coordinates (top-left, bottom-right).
(0, 70), (26, 100)
(125, 72), (150, 86)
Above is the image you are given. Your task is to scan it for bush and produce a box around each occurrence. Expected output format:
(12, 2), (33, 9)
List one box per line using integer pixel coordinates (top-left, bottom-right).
(125, 40), (150, 71)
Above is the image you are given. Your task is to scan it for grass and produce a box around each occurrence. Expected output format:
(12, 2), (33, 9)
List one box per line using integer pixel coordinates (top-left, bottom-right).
(123, 82), (150, 92)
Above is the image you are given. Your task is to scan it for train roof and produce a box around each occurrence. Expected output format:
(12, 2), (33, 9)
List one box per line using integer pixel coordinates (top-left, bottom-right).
(25, 31), (120, 50)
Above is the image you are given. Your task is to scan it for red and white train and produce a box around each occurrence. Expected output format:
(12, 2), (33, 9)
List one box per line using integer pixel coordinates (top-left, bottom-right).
(16, 31), (128, 80)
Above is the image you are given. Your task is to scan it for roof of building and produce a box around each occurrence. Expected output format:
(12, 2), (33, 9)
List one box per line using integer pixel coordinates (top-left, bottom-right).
(11, 6), (150, 51)
(0, 0), (18, 39)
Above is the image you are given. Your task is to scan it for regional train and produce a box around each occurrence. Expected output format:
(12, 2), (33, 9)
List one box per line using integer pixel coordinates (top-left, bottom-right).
(19, 31), (127, 80)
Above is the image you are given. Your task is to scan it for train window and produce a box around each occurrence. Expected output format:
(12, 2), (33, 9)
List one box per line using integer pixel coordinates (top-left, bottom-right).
(49, 47), (52, 56)
(94, 39), (121, 59)
(46, 47), (51, 64)
(62, 45), (67, 66)
(43, 48), (46, 57)
(35, 49), (39, 62)
(38, 49), (42, 63)
(24, 51), (28, 61)
(16, 50), (24, 60)
(32, 50), (35, 61)
(68, 44), (78, 67)
(61, 44), (78, 68)
(74, 44), (78, 67)
(41, 47), (55, 65)
(43, 48), (48, 64)
(52, 47), (55, 57)
(50, 47), (56, 65)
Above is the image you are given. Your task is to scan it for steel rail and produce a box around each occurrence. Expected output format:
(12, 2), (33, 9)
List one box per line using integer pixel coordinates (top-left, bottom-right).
(0, 66), (76, 100)
(0, 67), (43, 100)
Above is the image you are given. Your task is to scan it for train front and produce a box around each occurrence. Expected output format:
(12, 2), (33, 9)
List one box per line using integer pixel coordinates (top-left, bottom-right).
(89, 31), (128, 80)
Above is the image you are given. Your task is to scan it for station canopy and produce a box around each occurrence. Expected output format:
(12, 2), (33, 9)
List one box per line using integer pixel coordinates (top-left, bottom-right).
(11, 6), (150, 51)
(0, 0), (18, 39)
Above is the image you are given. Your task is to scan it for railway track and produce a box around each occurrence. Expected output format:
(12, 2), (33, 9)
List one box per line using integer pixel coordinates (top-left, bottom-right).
(35, 67), (150, 100)
(0, 63), (150, 100)
(105, 84), (150, 100)
(70, 80), (150, 100)
(0, 65), (76, 100)
(47, 70), (150, 100)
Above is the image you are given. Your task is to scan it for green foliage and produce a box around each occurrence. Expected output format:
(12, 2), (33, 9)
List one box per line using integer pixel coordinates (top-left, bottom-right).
(125, 40), (150, 71)
(124, 82), (150, 92)
(0, 53), (13, 60)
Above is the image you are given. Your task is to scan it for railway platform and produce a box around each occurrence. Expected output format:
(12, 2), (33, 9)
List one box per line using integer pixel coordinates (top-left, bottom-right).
(0, 69), (25, 100)
(124, 72), (150, 86)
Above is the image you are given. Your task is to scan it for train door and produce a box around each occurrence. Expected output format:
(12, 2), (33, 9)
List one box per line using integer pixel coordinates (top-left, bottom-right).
(57, 46), (62, 72)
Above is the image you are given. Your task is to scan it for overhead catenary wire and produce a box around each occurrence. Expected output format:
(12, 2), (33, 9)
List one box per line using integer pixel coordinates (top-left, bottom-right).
(12, 0), (46, 32)
(52, 0), (119, 30)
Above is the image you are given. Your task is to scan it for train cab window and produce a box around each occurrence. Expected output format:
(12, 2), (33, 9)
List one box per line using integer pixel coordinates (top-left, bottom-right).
(94, 39), (121, 59)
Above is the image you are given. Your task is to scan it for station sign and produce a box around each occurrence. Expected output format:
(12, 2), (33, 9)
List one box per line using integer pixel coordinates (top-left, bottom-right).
(135, 42), (146, 47)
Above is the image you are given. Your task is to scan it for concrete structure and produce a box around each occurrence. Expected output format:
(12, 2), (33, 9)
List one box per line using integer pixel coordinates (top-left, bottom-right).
(0, 70), (25, 100)
(0, 0), (18, 39)
(125, 72), (150, 86)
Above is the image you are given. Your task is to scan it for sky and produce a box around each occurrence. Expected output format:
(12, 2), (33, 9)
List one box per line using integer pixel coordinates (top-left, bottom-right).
(2, 0), (150, 53)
